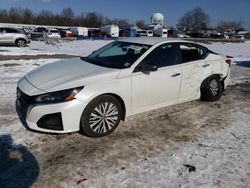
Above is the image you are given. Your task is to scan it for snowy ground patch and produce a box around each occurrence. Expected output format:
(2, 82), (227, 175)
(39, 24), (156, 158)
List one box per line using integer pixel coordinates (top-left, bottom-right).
(0, 39), (111, 56)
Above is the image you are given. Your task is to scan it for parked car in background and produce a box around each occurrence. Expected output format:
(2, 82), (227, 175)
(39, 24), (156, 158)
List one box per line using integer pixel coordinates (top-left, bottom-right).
(60, 30), (74, 38)
(208, 33), (225, 39)
(46, 28), (61, 38)
(186, 32), (204, 38)
(17, 38), (231, 137)
(30, 27), (47, 39)
(153, 28), (168, 37)
(178, 34), (190, 38)
(137, 30), (154, 37)
(0, 27), (30, 47)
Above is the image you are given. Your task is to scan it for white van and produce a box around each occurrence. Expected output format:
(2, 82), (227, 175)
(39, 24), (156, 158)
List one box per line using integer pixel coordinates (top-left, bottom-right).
(100, 25), (119, 37)
(70, 27), (88, 37)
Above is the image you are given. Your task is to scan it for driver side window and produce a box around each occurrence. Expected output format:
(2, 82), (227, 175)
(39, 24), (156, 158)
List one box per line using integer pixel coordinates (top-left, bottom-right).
(141, 43), (179, 68)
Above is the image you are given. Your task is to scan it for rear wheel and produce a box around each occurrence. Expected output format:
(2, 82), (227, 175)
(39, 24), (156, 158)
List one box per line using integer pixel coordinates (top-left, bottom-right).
(201, 76), (223, 101)
(80, 95), (122, 137)
(16, 39), (26, 47)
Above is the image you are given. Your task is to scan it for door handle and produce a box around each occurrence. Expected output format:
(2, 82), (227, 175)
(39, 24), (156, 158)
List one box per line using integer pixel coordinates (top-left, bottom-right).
(202, 64), (210, 68)
(171, 73), (181, 77)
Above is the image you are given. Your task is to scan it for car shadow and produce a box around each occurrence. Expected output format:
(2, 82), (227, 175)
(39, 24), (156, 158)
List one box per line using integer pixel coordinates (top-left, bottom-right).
(0, 134), (39, 187)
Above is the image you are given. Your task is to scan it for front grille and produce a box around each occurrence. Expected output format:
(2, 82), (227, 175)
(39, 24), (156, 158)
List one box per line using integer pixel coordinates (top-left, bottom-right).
(16, 88), (33, 119)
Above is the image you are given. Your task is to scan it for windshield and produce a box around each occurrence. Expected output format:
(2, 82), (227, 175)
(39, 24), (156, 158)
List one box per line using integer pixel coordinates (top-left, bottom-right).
(86, 41), (151, 69)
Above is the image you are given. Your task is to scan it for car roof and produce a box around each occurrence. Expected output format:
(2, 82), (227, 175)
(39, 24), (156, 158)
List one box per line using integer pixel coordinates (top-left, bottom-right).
(118, 37), (194, 46)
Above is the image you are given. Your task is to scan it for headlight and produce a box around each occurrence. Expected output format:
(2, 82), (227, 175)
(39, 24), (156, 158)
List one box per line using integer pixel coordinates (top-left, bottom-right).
(34, 86), (83, 104)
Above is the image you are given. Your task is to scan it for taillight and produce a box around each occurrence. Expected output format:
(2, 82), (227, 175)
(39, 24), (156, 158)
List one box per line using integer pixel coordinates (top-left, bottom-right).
(225, 59), (232, 66)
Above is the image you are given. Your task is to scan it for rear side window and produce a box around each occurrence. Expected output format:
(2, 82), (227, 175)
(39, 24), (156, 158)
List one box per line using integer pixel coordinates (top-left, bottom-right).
(0, 28), (5, 33)
(142, 43), (180, 68)
(180, 43), (208, 63)
(5, 28), (19, 33)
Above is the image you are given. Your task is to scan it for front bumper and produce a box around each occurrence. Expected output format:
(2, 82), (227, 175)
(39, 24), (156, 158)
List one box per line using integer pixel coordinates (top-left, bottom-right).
(16, 89), (87, 133)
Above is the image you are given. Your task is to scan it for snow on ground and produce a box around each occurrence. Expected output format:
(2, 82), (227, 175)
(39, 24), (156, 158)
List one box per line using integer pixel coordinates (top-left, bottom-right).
(0, 39), (111, 56)
(0, 59), (60, 100)
(0, 40), (250, 188)
(204, 41), (250, 61)
(0, 39), (249, 60)
(201, 40), (250, 67)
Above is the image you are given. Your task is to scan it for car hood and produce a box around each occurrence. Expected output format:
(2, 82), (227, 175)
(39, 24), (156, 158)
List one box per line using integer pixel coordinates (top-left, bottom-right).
(25, 57), (121, 93)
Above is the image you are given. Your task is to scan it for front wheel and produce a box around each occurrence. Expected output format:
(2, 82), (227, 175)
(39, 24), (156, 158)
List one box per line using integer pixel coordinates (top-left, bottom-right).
(201, 76), (223, 101)
(80, 95), (122, 137)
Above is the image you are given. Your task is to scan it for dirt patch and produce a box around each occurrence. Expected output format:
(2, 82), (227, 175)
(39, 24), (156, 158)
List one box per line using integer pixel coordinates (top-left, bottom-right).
(0, 54), (78, 61)
(0, 63), (22, 67)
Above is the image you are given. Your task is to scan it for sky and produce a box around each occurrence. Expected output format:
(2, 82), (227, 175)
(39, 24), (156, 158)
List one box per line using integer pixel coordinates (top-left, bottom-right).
(0, 0), (250, 29)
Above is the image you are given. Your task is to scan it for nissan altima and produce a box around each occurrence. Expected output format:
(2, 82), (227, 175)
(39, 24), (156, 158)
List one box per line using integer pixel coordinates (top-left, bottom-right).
(16, 38), (231, 137)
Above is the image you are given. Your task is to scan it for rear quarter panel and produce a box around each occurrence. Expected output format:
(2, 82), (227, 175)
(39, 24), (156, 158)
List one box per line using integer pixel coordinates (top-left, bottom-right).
(206, 54), (229, 78)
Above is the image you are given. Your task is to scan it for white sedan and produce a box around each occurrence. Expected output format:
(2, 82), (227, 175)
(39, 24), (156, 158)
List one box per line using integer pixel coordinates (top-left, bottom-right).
(16, 38), (231, 137)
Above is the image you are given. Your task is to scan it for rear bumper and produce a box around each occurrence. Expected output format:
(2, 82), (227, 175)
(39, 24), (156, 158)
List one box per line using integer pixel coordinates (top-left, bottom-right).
(223, 67), (230, 89)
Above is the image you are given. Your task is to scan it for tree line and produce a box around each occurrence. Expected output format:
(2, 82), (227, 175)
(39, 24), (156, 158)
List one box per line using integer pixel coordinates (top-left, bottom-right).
(0, 7), (245, 32)
(0, 7), (138, 28)
(177, 7), (245, 33)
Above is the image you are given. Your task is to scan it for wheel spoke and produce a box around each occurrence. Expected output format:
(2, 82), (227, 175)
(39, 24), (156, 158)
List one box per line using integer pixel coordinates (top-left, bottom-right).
(106, 103), (116, 115)
(106, 105), (118, 117)
(94, 106), (102, 115)
(106, 117), (116, 126)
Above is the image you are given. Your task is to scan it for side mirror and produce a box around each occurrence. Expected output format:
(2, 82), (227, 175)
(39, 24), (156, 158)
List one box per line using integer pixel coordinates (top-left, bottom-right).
(141, 63), (158, 73)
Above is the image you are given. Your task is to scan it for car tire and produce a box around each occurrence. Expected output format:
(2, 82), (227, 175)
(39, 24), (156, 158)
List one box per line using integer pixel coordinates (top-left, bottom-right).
(201, 76), (223, 101)
(80, 95), (122, 137)
(16, 39), (26, 47)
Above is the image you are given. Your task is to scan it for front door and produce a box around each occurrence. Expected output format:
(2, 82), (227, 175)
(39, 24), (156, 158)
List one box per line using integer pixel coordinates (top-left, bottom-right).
(132, 43), (181, 114)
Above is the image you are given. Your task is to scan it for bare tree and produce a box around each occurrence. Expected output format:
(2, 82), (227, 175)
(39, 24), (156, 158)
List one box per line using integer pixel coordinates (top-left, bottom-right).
(8, 7), (22, 23)
(35, 10), (54, 25)
(0, 9), (8, 23)
(22, 8), (33, 24)
(61, 8), (74, 26)
(136, 20), (147, 29)
(112, 18), (130, 29)
(216, 20), (245, 33)
(177, 7), (210, 32)
(0, 7), (132, 28)
(84, 12), (104, 28)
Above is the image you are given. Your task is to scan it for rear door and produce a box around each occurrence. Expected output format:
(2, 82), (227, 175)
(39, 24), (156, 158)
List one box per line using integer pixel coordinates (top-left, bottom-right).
(132, 43), (182, 114)
(177, 43), (211, 102)
(0, 28), (6, 43)
(5, 28), (19, 43)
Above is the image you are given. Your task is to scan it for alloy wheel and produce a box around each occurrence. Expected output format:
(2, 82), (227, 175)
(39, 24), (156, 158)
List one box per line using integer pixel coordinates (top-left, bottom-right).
(89, 102), (119, 134)
(210, 79), (219, 96)
(17, 40), (25, 47)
